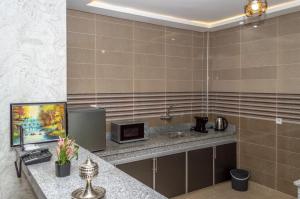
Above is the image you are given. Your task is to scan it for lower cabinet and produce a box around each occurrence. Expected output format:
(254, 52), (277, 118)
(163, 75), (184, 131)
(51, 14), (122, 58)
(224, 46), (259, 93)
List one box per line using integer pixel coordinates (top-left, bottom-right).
(116, 142), (236, 198)
(215, 143), (237, 184)
(116, 158), (153, 188)
(155, 152), (186, 198)
(188, 147), (213, 192)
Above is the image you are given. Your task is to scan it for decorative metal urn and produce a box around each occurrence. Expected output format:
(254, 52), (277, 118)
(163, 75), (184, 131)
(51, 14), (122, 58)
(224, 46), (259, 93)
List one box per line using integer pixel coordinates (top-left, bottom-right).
(71, 157), (106, 199)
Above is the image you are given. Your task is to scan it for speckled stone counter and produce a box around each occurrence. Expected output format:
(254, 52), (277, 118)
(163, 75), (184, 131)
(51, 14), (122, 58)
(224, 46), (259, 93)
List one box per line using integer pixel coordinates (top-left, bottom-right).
(95, 124), (236, 165)
(16, 144), (167, 199)
(294, 180), (300, 199)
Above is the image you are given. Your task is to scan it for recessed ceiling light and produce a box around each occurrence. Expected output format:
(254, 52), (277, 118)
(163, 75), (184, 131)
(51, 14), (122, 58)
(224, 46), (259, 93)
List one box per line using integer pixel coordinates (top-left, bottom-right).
(101, 50), (106, 54)
(239, 21), (245, 25)
(253, 24), (258, 28)
(171, 38), (176, 41)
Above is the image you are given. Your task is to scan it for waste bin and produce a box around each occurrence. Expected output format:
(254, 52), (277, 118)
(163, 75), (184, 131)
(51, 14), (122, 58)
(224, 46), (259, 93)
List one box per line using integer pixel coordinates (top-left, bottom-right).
(230, 169), (250, 191)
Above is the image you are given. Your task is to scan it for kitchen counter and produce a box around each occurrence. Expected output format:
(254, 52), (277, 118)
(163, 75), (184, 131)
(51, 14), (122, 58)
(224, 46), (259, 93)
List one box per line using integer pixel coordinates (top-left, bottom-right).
(96, 124), (236, 165)
(16, 144), (167, 199)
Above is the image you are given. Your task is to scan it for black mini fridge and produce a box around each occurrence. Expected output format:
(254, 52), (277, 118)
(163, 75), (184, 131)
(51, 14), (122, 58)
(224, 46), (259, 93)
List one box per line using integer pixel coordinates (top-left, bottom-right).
(67, 107), (106, 152)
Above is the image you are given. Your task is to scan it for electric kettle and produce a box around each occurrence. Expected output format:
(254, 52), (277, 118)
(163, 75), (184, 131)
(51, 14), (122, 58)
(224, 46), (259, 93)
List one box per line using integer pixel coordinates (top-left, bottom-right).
(215, 117), (228, 131)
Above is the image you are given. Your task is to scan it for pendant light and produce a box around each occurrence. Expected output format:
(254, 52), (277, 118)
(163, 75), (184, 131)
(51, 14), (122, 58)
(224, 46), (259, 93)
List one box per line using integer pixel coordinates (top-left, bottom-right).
(244, 0), (268, 17)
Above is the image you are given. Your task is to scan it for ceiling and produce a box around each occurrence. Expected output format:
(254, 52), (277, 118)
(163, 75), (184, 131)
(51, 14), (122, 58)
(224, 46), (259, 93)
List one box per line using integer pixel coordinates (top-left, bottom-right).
(67, 0), (300, 31)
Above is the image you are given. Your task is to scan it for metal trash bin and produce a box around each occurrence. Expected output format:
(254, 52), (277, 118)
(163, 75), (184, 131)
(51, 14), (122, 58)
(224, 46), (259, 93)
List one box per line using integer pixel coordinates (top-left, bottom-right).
(230, 169), (250, 191)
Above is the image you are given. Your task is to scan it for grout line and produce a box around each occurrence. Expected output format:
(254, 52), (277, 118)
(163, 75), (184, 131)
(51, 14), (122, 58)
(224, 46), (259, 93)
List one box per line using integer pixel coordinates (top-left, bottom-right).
(275, 16), (279, 191)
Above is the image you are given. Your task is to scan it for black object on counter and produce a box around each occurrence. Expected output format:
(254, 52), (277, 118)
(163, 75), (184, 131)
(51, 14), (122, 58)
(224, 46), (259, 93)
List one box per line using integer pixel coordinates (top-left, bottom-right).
(230, 169), (250, 191)
(192, 116), (208, 133)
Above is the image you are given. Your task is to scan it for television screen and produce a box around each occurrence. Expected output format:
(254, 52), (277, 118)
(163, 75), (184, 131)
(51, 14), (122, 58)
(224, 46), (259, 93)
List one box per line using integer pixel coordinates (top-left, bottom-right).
(10, 102), (67, 147)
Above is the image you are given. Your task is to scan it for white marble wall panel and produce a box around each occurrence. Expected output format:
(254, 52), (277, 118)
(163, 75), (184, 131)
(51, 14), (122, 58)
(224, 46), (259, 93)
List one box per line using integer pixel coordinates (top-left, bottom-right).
(0, 0), (66, 198)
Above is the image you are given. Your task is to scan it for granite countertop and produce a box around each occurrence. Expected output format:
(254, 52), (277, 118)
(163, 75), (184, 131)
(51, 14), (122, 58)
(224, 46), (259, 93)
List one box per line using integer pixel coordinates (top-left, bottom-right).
(294, 179), (300, 187)
(17, 144), (166, 199)
(95, 124), (237, 165)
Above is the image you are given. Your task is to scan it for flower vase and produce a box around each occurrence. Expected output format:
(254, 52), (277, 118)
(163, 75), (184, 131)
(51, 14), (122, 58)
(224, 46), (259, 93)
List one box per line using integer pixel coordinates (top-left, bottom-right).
(55, 161), (71, 177)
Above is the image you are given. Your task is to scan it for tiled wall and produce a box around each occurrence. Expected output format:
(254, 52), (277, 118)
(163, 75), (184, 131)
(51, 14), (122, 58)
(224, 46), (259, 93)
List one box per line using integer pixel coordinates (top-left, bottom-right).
(67, 9), (208, 126)
(209, 11), (300, 197)
(67, 8), (300, 197)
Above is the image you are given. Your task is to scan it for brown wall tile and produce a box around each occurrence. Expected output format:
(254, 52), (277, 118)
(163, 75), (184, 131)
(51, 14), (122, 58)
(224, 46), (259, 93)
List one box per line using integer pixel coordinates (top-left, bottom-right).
(96, 36), (133, 52)
(67, 16), (95, 34)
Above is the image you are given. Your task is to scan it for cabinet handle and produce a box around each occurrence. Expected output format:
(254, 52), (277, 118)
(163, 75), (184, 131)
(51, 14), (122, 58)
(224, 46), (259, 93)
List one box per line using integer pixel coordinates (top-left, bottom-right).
(213, 147), (216, 159)
(155, 158), (158, 173)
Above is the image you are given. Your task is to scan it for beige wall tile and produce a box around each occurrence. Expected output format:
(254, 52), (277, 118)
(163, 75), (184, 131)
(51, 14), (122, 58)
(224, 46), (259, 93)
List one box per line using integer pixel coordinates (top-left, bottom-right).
(134, 67), (165, 80)
(165, 31), (193, 46)
(67, 16), (95, 34)
(210, 68), (240, 80)
(277, 163), (300, 197)
(278, 33), (300, 50)
(241, 52), (276, 67)
(193, 81), (205, 92)
(134, 54), (164, 67)
(96, 14), (133, 26)
(166, 44), (192, 57)
(165, 27), (193, 35)
(193, 47), (205, 59)
(278, 49), (300, 65)
(240, 141), (275, 162)
(134, 21), (163, 30)
(96, 21), (133, 39)
(277, 64), (300, 79)
(96, 65), (132, 79)
(96, 36), (133, 52)
(210, 55), (240, 70)
(193, 34), (206, 48)
(241, 23), (277, 42)
(166, 80), (193, 92)
(277, 149), (300, 168)
(241, 66), (277, 80)
(277, 123), (300, 138)
(193, 70), (204, 81)
(67, 48), (95, 64)
(96, 51), (133, 66)
(209, 80), (240, 92)
(134, 27), (164, 43)
(96, 79), (133, 93)
(67, 78), (95, 94)
(277, 79), (300, 93)
(67, 32), (95, 49)
(68, 63), (95, 79)
(278, 12), (300, 36)
(67, 9), (95, 19)
(166, 56), (193, 69)
(134, 79), (165, 92)
(241, 38), (276, 55)
(134, 41), (164, 54)
(167, 69), (192, 80)
(210, 43), (240, 58)
(278, 136), (300, 153)
(240, 155), (275, 176)
(240, 79), (276, 93)
(210, 29), (240, 47)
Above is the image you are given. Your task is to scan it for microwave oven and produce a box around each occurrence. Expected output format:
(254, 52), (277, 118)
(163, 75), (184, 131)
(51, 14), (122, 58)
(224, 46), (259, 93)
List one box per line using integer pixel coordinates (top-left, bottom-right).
(111, 120), (145, 144)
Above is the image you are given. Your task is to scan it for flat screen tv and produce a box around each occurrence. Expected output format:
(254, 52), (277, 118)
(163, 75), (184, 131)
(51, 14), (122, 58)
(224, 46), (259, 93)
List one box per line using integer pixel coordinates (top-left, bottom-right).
(10, 102), (67, 147)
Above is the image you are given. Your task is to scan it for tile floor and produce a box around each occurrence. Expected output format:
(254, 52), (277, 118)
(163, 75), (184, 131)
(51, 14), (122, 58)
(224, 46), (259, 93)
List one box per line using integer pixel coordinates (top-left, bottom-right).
(172, 181), (296, 199)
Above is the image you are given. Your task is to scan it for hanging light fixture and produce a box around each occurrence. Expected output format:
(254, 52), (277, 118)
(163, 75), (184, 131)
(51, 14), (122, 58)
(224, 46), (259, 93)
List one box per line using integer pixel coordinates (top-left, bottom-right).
(244, 0), (268, 17)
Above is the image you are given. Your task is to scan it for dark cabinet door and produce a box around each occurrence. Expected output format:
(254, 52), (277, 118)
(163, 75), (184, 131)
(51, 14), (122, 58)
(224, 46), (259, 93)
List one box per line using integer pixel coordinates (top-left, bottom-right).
(188, 147), (213, 192)
(215, 143), (237, 184)
(155, 152), (186, 198)
(116, 159), (153, 188)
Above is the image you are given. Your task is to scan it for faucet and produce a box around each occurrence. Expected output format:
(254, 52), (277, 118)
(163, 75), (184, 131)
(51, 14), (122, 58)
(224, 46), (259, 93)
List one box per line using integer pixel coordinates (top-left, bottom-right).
(160, 105), (173, 121)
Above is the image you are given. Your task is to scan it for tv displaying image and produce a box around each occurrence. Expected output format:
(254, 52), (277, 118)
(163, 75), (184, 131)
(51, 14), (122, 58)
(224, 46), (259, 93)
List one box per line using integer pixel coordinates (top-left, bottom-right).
(10, 102), (67, 147)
